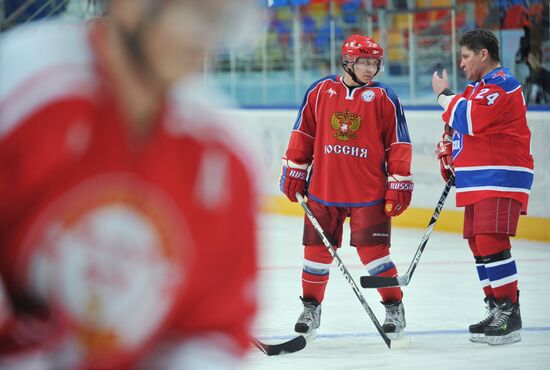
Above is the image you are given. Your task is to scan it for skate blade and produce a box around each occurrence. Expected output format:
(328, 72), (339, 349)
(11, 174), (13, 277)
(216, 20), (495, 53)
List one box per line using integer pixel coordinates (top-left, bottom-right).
(386, 330), (405, 341)
(469, 333), (486, 343)
(390, 335), (410, 350)
(486, 331), (521, 346)
(294, 328), (318, 342)
(303, 329), (318, 342)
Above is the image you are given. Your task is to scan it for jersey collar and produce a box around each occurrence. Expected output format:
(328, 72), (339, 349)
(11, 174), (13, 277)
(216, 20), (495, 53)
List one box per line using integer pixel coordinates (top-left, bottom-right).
(481, 66), (507, 83)
(339, 75), (373, 99)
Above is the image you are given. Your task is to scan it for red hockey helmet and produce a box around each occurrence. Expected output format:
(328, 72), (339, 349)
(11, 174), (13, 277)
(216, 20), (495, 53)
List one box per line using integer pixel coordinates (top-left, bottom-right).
(341, 34), (384, 64)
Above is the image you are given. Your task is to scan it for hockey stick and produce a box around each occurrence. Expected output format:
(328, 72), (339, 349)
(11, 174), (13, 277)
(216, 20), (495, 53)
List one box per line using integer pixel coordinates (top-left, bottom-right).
(250, 335), (307, 356)
(360, 176), (454, 289)
(296, 193), (395, 349)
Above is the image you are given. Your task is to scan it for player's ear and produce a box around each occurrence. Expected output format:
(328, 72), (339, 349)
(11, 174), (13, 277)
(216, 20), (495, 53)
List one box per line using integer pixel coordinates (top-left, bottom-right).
(480, 48), (489, 62)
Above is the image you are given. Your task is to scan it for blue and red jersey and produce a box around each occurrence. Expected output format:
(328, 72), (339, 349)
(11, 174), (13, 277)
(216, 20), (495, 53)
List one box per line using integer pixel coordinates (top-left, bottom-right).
(442, 67), (534, 212)
(285, 75), (412, 207)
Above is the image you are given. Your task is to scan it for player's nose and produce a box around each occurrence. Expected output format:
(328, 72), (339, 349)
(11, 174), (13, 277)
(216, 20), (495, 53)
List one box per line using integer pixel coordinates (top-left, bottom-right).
(366, 65), (377, 73)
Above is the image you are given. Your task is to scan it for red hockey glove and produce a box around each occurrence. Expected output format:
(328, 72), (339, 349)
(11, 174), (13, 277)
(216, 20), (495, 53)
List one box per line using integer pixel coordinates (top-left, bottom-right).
(435, 133), (454, 183)
(384, 175), (414, 217)
(279, 158), (308, 203)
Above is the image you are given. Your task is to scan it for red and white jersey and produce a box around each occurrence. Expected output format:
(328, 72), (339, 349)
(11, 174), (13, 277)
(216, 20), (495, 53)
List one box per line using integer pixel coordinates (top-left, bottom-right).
(0, 21), (257, 369)
(285, 75), (412, 207)
(442, 67), (534, 212)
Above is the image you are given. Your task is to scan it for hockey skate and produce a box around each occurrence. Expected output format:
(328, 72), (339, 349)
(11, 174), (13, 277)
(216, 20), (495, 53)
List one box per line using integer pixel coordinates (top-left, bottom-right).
(381, 301), (406, 340)
(469, 296), (497, 343)
(294, 297), (321, 339)
(484, 299), (522, 345)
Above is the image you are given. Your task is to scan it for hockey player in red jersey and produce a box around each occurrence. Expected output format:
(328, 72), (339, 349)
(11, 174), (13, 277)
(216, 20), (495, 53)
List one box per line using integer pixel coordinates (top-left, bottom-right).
(0, 1), (259, 369)
(279, 34), (413, 340)
(432, 29), (534, 345)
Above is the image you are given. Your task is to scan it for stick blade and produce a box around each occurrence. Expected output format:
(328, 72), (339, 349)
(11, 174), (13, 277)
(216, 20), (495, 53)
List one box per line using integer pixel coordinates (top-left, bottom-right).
(360, 275), (402, 288)
(252, 335), (307, 356)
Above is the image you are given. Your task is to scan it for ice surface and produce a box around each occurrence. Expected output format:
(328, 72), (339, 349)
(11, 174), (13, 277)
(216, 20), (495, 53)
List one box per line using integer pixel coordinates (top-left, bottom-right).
(244, 215), (550, 369)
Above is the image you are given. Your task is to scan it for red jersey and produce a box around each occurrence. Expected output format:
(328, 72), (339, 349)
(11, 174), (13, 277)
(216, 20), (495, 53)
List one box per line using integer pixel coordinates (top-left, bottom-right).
(442, 67), (534, 212)
(285, 75), (412, 207)
(0, 22), (257, 369)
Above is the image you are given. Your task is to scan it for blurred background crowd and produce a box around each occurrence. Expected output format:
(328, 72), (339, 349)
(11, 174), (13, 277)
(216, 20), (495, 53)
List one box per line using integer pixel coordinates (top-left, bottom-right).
(1, 0), (549, 107)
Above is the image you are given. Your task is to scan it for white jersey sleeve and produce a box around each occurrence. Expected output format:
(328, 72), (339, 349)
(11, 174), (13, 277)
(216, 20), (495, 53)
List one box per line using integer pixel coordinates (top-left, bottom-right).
(0, 20), (96, 138)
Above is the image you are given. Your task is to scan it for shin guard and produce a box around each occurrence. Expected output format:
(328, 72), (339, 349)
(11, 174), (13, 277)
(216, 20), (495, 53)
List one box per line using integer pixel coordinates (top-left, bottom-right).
(475, 234), (518, 303)
(468, 237), (494, 298)
(357, 244), (402, 302)
(301, 245), (333, 304)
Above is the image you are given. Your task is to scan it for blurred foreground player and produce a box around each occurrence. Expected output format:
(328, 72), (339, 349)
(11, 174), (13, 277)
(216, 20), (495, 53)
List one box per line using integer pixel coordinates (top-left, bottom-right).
(279, 35), (413, 340)
(432, 29), (534, 345)
(0, 0), (259, 368)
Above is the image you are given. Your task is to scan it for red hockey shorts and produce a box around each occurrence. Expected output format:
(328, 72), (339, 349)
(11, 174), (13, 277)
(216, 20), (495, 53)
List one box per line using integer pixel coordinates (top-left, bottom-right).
(463, 197), (522, 238)
(302, 199), (391, 247)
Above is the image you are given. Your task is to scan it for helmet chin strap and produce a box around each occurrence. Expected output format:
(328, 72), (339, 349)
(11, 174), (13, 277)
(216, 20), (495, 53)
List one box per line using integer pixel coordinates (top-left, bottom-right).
(343, 62), (381, 85)
(343, 63), (364, 85)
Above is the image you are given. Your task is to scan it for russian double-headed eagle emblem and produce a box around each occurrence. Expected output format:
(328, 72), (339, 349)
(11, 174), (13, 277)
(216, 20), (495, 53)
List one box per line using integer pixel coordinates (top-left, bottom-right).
(331, 110), (361, 141)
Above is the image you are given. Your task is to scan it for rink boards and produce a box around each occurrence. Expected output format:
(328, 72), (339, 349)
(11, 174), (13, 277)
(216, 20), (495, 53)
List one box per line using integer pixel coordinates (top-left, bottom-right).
(223, 108), (550, 241)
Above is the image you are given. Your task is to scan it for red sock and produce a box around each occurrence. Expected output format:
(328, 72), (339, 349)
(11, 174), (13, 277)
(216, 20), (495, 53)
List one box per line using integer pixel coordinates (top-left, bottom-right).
(302, 245), (333, 303)
(475, 234), (518, 303)
(357, 245), (402, 303)
(468, 237), (494, 298)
